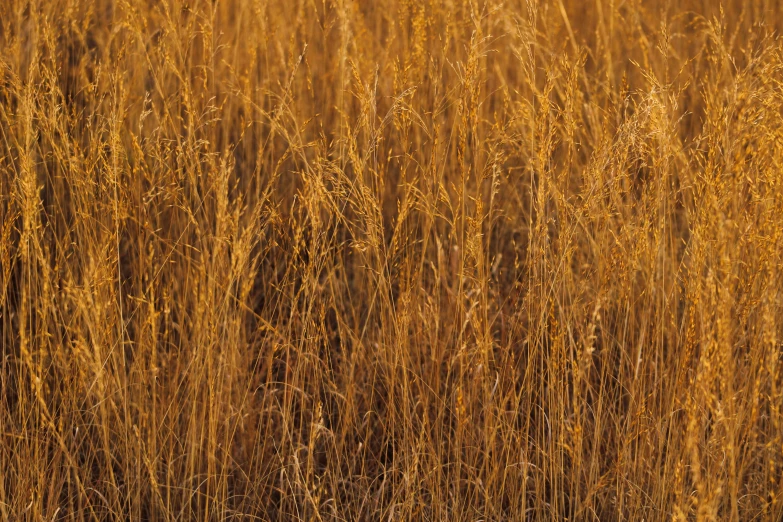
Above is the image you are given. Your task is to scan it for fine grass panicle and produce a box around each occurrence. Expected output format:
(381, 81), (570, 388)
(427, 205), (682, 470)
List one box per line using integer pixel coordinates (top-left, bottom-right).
(1, 1), (783, 520)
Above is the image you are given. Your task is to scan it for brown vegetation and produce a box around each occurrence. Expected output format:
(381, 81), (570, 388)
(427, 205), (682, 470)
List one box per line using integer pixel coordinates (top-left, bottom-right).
(2, 0), (783, 520)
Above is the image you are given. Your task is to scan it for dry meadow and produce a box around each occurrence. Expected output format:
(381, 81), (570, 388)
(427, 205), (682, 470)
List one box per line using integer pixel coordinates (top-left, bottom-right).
(2, 0), (783, 520)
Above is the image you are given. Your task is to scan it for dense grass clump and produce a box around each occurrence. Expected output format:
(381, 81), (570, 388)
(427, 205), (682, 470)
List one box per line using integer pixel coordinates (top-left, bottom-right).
(2, 0), (783, 520)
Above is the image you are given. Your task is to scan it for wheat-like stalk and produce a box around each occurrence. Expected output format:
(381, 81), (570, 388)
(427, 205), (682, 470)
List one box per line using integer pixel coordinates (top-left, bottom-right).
(1, 1), (782, 520)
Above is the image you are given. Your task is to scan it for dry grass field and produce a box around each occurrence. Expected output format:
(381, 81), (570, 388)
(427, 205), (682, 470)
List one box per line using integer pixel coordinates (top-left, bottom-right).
(2, 0), (783, 520)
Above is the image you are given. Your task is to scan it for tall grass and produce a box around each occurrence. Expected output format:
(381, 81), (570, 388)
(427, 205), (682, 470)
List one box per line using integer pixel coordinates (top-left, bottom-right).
(1, 0), (783, 520)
